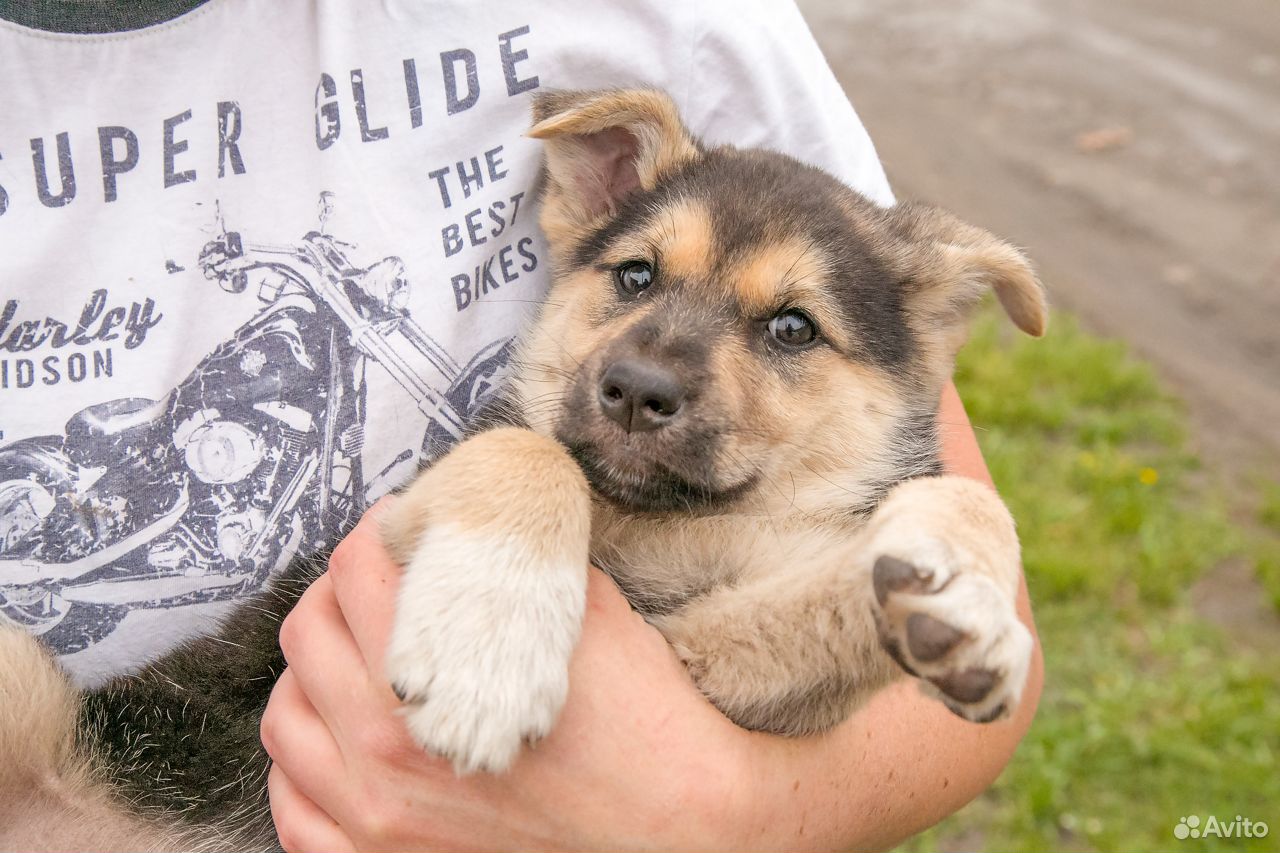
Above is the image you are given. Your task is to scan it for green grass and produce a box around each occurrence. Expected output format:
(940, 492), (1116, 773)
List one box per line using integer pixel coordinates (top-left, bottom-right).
(1259, 485), (1280, 533)
(900, 308), (1280, 852)
(1257, 485), (1280, 612)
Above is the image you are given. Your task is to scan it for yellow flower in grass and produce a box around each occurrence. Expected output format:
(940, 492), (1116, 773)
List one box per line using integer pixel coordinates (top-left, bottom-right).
(1139, 467), (1159, 486)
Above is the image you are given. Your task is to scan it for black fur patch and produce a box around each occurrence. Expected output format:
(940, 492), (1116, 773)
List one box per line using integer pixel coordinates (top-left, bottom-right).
(562, 438), (758, 513)
(81, 560), (319, 841)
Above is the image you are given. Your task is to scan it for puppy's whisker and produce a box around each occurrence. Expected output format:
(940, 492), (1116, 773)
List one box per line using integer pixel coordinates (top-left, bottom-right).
(481, 298), (570, 308)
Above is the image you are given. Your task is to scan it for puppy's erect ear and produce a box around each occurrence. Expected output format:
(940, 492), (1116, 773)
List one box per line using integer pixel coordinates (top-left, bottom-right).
(892, 203), (1048, 339)
(528, 89), (699, 239)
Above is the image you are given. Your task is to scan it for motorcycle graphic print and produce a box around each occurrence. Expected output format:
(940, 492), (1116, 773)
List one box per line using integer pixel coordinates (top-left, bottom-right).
(0, 199), (511, 654)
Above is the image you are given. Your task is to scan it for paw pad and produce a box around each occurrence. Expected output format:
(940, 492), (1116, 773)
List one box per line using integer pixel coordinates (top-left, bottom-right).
(873, 554), (930, 605)
(905, 612), (967, 662)
(928, 666), (998, 704)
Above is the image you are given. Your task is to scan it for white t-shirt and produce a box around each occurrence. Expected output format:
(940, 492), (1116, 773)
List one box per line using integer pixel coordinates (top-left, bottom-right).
(0, 0), (892, 686)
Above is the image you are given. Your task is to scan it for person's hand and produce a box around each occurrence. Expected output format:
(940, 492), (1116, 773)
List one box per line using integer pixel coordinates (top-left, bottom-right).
(262, 385), (1042, 851)
(262, 502), (761, 852)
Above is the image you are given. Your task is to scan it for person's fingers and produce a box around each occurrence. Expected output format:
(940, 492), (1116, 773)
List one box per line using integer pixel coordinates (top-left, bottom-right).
(268, 762), (357, 853)
(260, 667), (350, 809)
(279, 571), (397, 731)
(326, 497), (403, 672)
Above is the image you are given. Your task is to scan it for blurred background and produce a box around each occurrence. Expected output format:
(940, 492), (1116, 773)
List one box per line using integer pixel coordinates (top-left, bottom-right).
(795, 1), (1280, 850)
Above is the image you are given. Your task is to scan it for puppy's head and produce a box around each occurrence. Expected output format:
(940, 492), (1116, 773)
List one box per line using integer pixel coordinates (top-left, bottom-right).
(516, 89), (1045, 514)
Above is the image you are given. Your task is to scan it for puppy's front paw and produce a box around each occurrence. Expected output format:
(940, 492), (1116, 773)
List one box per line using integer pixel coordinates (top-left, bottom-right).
(872, 550), (1032, 723)
(385, 524), (586, 774)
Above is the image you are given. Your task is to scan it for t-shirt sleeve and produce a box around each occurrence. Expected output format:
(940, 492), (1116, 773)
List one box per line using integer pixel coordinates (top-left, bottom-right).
(678, 0), (895, 206)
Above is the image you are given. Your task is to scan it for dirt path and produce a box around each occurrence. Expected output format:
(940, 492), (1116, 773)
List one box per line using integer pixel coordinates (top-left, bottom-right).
(798, 0), (1280, 482)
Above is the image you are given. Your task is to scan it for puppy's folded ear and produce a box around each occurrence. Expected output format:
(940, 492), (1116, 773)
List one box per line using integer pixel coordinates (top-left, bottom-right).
(891, 203), (1048, 339)
(529, 89), (700, 239)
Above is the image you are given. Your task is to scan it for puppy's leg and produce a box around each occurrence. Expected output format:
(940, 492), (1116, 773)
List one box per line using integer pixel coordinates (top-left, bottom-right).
(380, 427), (592, 773)
(650, 534), (904, 735)
(866, 475), (1033, 723)
(652, 476), (1031, 734)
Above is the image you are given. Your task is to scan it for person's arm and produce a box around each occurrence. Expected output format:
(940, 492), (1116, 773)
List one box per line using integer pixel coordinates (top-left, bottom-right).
(261, 383), (1042, 852)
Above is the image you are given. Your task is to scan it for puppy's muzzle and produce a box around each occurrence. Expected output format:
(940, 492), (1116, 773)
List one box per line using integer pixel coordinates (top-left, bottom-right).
(598, 357), (686, 433)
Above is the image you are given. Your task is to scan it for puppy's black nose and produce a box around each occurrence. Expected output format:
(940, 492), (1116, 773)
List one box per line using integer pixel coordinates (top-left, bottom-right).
(598, 358), (685, 433)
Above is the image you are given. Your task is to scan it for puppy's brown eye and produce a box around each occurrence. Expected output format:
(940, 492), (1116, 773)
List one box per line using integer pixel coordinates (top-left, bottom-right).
(767, 310), (817, 346)
(615, 261), (654, 297)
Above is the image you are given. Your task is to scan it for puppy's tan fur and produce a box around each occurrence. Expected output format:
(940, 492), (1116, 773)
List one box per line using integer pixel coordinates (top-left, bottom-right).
(380, 89), (1044, 767)
(0, 628), (189, 852)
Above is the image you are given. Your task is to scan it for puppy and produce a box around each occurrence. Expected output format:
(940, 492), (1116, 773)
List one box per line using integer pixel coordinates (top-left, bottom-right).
(0, 88), (1043, 848)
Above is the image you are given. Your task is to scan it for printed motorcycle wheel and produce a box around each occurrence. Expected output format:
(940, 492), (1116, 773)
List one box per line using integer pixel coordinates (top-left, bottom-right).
(0, 437), (74, 558)
(0, 583), (125, 654)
